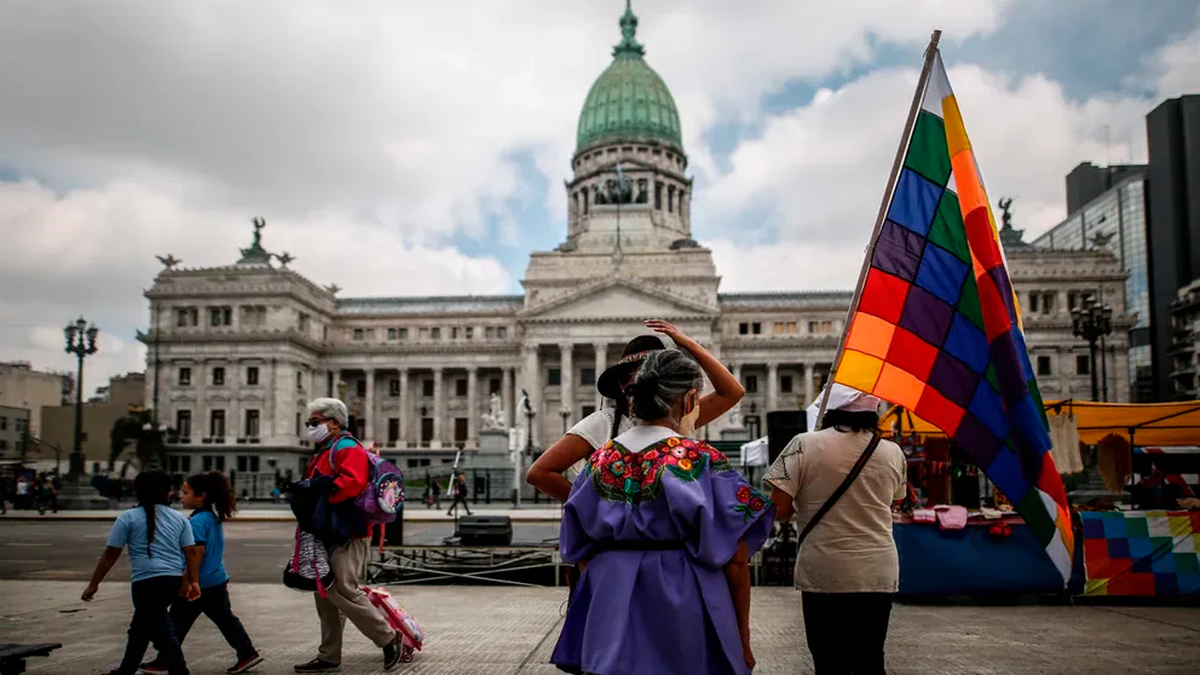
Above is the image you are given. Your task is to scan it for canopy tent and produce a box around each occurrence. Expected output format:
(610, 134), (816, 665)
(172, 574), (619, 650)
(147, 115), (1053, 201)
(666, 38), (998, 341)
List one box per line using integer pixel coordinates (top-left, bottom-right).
(883, 400), (1200, 447)
(740, 437), (769, 467)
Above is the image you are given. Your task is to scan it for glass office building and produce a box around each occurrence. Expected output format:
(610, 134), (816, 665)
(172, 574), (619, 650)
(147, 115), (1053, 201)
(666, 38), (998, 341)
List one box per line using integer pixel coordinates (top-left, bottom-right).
(1032, 174), (1152, 400)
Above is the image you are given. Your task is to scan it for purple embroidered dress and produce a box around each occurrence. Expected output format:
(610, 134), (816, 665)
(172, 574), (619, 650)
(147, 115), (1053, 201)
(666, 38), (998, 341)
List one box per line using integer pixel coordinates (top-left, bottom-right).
(551, 426), (775, 675)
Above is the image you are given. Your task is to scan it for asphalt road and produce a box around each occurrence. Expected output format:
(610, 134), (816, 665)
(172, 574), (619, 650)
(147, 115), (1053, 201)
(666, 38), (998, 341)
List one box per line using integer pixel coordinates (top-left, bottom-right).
(0, 519), (563, 583)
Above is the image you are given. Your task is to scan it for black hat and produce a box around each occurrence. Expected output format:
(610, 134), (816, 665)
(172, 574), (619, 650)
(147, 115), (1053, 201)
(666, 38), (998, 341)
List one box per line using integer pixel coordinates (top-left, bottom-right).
(596, 335), (667, 400)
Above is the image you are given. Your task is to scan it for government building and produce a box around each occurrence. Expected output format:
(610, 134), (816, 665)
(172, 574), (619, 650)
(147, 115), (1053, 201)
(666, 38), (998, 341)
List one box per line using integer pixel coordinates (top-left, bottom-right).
(138, 4), (1131, 483)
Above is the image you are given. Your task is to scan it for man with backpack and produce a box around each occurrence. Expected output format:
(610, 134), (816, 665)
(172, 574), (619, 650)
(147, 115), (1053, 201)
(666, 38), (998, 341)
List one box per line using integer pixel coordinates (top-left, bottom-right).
(293, 397), (404, 673)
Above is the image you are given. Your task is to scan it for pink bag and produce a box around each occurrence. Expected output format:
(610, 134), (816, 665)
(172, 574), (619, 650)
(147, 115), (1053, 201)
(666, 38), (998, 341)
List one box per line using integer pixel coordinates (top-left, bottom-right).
(363, 586), (424, 660)
(935, 505), (969, 530)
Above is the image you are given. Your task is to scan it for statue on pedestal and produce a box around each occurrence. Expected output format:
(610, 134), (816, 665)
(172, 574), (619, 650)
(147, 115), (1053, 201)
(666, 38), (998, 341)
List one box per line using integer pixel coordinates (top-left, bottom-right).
(480, 393), (506, 431)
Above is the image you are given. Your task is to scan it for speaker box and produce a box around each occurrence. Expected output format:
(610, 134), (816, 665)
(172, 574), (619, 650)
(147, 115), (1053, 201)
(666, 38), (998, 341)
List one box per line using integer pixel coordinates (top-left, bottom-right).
(766, 410), (807, 466)
(457, 515), (513, 546)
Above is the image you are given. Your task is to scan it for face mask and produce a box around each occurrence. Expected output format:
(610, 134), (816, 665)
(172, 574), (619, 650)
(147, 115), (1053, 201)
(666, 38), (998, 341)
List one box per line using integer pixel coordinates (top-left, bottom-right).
(678, 393), (701, 436)
(307, 423), (331, 444)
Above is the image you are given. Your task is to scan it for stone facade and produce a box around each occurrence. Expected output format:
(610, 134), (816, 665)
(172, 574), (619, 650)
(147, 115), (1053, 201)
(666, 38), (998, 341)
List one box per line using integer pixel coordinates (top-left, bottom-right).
(1169, 279), (1200, 400)
(0, 361), (71, 438)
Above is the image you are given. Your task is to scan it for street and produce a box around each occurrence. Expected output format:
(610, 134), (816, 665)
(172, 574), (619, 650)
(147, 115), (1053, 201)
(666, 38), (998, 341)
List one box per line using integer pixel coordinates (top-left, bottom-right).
(0, 519), (562, 583)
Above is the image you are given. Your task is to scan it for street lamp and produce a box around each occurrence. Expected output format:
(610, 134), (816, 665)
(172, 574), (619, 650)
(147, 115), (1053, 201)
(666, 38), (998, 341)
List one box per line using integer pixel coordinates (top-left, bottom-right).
(1071, 296), (1113, 402)
(560, 408), (571, 435)
(64, 317), (99, 476)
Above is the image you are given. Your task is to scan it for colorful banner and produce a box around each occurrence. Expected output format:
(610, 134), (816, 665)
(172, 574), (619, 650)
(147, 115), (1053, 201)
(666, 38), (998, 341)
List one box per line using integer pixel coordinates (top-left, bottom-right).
(1080, 510), (1200, 596)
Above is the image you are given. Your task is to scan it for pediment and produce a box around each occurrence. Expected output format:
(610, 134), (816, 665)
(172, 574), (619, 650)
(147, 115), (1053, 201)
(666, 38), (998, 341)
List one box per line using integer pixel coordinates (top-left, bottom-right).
(521, 278), (716, 322)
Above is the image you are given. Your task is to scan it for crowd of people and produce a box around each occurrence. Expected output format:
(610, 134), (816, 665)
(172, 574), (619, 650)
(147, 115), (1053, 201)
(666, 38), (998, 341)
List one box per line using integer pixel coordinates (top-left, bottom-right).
(78, 318), (906, 675)
(0, 471), (60, 514)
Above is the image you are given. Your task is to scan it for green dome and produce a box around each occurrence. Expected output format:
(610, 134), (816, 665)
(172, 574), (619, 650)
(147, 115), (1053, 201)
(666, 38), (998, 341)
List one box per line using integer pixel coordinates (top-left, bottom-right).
(576, 2), (682, 153)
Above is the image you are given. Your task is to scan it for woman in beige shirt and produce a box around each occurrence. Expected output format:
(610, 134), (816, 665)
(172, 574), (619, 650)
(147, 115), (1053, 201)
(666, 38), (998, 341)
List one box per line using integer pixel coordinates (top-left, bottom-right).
(763, 385), (906, 675)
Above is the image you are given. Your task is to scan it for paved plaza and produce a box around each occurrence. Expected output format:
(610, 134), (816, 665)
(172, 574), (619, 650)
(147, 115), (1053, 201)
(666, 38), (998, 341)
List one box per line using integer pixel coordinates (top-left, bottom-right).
(1, 580), (1199, 674)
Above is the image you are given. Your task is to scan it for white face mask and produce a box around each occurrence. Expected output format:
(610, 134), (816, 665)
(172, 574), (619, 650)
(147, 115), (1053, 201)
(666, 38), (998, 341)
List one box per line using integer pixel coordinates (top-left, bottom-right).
(307, 422), (331, 444)
(678, 393), (700, 436)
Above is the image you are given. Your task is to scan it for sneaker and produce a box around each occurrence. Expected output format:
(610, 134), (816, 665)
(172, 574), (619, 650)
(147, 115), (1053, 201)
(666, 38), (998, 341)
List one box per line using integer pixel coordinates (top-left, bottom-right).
(293, 658), (339, 673)
(140, 661), (168, 674)
(382, 634), (403, 671)
(227, 653), (263, 674)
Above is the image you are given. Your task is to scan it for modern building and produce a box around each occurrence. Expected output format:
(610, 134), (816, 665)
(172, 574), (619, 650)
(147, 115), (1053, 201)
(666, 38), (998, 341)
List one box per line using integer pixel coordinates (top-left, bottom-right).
(1146, 95), (1200, 401)
(0, 361), (72, 438)
(1032, 170), (1151, 400)
(0, 405), (30, 460)
(1170, 279), (1200, 400)
(39, 372), (145, 471)
(136, 4), (1134, 483)
(1065, 161), (1147, 216)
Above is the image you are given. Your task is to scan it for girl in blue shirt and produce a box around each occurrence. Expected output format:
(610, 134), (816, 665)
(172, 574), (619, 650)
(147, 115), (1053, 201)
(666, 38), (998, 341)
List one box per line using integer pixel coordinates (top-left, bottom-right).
(142, 471), (262, 674)
(83, 470), (201, 675)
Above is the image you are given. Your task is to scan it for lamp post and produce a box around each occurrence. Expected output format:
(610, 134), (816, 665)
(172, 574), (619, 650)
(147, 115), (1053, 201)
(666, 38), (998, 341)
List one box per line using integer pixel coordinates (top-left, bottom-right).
(560, 408), (570, 435)
(64, 317), (99, 477)
(1071, 296), (1113, 402)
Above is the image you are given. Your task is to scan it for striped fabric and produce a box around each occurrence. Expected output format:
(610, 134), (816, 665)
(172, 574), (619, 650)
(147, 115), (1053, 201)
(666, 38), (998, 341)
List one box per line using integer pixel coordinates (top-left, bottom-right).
(833, 52), (1073, 584)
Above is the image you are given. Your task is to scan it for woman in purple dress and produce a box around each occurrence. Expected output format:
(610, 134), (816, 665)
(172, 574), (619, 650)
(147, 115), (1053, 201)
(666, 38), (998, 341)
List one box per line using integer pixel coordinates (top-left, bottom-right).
(552, 350), (775, 675)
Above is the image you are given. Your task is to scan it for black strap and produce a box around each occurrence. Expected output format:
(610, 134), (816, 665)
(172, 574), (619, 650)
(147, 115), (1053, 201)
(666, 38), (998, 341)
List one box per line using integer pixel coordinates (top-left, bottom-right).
(795, 432), (882, 547)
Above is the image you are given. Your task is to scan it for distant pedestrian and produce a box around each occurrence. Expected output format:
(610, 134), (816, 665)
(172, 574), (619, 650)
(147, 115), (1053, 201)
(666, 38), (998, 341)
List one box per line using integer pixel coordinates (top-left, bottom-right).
(82, 470), (201, 675)
(0, 475), (9, 514)
(141, 471), (262, 674)
(447, 474), (471, 517)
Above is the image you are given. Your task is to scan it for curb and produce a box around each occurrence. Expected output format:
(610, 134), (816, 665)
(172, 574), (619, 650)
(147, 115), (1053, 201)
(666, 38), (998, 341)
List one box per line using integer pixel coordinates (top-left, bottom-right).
(0, 511), (563, 524)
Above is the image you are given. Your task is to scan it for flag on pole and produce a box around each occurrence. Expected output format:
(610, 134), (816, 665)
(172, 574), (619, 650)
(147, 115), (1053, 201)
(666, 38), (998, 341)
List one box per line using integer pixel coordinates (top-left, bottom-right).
(831, 48), (1074, 583)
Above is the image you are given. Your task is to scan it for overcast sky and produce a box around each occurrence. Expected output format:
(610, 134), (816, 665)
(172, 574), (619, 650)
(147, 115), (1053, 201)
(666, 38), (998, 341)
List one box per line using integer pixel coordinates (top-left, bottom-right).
(2, 0), (1199, 396)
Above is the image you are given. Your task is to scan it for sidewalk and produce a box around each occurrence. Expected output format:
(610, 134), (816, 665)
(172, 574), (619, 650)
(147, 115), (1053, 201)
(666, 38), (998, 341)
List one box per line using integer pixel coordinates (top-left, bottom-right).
(0, 505), (563, 523)
(1, 581), (1198, 674)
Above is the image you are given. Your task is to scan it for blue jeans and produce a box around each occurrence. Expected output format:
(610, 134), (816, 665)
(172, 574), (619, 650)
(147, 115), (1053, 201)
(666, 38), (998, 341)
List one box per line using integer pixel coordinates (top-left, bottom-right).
(169, 581), (257, 661)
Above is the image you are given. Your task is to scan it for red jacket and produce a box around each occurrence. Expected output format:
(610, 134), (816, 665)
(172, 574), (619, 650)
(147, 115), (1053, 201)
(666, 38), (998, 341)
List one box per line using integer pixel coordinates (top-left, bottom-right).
(304, 434), (369, 505)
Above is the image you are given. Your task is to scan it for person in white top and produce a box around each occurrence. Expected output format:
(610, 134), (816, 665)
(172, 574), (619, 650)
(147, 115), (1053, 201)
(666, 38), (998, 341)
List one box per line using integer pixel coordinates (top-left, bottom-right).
(763, 384), (907, 675)
(526, 319), (745, 504)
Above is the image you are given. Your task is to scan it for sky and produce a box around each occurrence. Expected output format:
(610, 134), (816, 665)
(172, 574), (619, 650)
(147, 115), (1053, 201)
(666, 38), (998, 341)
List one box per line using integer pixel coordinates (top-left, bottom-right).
(2, 0), (1199, 396)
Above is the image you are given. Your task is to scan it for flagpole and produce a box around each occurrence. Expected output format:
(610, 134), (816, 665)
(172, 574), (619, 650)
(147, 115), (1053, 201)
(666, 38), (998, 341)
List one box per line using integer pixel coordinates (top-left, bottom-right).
(815, 29), (943, 430)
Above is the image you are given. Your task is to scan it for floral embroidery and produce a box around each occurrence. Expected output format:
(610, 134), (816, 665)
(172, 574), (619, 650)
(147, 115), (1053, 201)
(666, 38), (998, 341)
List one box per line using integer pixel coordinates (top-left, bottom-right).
(585, 437), (733, 504)
(734, 483), (770, 522)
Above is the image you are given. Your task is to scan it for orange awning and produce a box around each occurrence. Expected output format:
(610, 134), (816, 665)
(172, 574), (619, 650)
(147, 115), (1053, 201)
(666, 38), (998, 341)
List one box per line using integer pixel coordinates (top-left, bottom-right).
(884, 400), (1200, 447)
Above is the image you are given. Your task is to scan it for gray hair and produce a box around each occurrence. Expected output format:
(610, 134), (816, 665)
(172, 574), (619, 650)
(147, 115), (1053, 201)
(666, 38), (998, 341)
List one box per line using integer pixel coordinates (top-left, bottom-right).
(628, 350), (703, 422)
(305, 397), (348, 426)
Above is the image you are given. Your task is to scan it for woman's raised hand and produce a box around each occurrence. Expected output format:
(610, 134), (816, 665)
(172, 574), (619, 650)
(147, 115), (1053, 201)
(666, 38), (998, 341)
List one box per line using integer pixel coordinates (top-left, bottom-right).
(645, 319), (688, 344)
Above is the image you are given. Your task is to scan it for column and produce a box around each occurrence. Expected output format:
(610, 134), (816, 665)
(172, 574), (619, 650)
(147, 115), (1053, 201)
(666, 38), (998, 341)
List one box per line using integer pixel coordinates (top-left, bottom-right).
(432, 367), (445, 447)
(363, 368), (375, 442)
(804, 362), (815, 406)
(560, 343), (574, 426)
(593, 342), (607, 409)
(467, 366), (479, 445)
(1057, 348), (1072, 398)
(501, 367), (513, 428)
(766, 362), (779, 412)
(227, 360), (240, 441)
(398, 369), (410, 447)
(730, 363), (743, 427)
(308, 369), (318, 398)
(265, 358), (276, 440)
(522, 344), (540, 445)
(195, 358), (208, 439)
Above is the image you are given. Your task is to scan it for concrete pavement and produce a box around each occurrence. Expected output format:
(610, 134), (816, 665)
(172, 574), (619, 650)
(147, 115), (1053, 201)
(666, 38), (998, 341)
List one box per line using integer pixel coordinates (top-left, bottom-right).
(2, 581), (1199, 674)
(0, 505), (563, 523)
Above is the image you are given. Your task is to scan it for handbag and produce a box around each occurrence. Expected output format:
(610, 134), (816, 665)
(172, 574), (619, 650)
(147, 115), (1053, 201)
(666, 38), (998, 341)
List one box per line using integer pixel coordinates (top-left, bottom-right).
(283, 526), (335, 597)
(795, 432), (882, 547)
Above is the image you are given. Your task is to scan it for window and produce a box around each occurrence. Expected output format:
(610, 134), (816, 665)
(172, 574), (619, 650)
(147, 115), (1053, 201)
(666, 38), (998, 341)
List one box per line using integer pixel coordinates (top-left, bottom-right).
(295, 412), (301, 436)
(212, 367), (225, 386)
(241, 305), (267, 327)
(236, 455), (260, 473)
(202, 455), (227, 472)
(454, 418), (468, 445)
(781, 375), (794, 393)
(497, 327), (507, 339)
(210, 410), (226, 437)
(387, 328), (397, 341)
(297, 370), (304, 391)
(356, 379), (367, 397)
(398, 327), (408, 340)
(455, 378), (468, 397)
(1068, 292), (1080, 310)
(752, 322), (762, 335)
(451, 327), (460, 340)
(1076, 355), (1091, 375)
(353, 328), (364, 341)
(1029, 292), (1040, 313)
(176, 410), (192, 437)
(548, 368), (562, 386)
(422, 379), (435, 398)
(0, 416), (6, 431)
(246, 366), (259, 386)
(489, 378), (502, 395)
(745, 375), (759, 393)
(420, 418), (434, 444)
(465, 327), (474, 340)
(774, 322), (785, 334)
(245, 409), (260, 438)
(176, 307), (198, 327)
(299, 312), (311, 333)
(1041, 293), (1055, 315)
(486, 327), (495, 340)
(738, 322), (749, 335)
(178, 367), (192, 386)
(786, 321), (797, 333)
(0, 440), (6, 451)
(430, 327), (441, 340)
(388, 418), (400, 442)
(209, 306), (232, 326)
(582, 405), (596, 418)
(580, 367), (596, 386)
(389, 379), (400, 396)
(1037, 356), (1052, 376)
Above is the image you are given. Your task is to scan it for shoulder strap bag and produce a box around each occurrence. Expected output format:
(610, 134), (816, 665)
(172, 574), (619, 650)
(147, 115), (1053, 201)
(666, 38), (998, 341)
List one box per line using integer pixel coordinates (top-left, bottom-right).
(795, 432), (882, 547)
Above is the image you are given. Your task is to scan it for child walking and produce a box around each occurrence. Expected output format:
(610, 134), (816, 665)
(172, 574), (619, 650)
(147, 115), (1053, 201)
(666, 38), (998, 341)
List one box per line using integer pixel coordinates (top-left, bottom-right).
(83, 470), (201, 675)
(142, 471), (262, 674)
